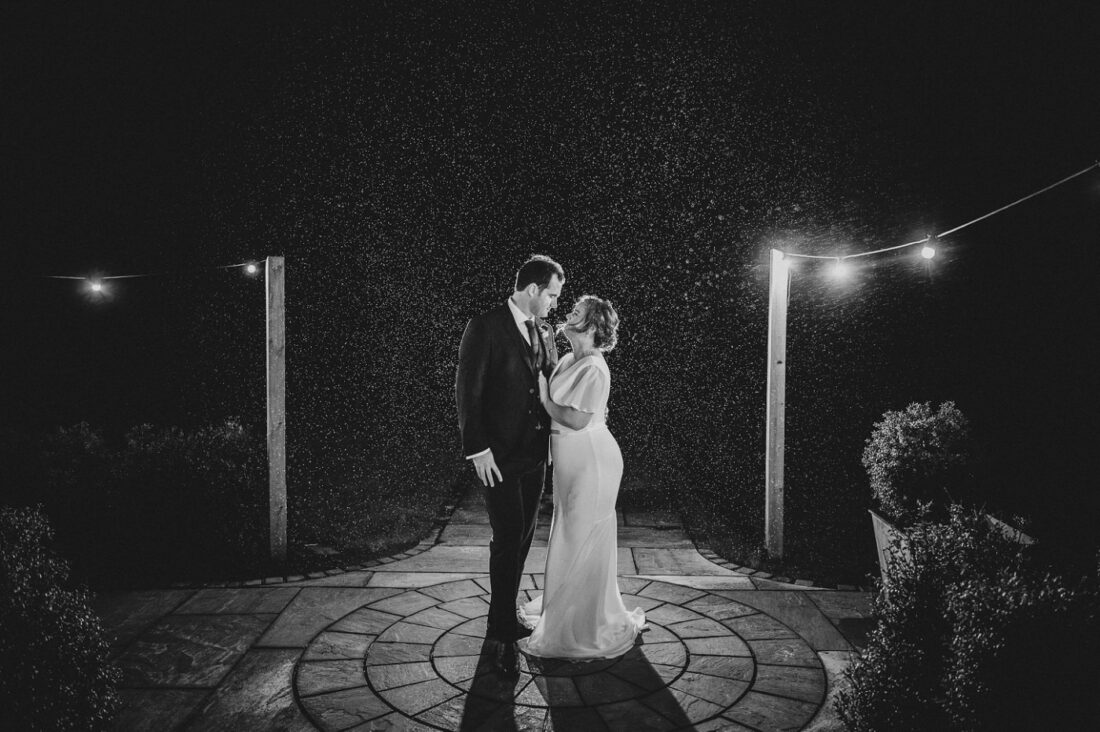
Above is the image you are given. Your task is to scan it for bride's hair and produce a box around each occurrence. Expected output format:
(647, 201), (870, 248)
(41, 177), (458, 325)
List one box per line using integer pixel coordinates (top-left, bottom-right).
(574, 295), (620, 352)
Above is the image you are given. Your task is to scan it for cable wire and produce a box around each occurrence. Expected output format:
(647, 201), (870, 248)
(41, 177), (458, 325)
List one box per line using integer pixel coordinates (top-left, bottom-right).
(935, 161), (1098, 238)
(781, 160), (1099, 261)
(23, 160), (1100, 276)
(38, 261), (258, 281)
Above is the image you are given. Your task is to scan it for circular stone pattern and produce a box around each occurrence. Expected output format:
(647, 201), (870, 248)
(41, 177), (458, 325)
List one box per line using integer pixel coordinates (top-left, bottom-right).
(434, 616), (690, 710)
(294, 577), (827, 731)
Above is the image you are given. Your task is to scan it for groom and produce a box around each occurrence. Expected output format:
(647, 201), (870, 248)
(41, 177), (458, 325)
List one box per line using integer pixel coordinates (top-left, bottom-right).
(455, 254), (563, 675)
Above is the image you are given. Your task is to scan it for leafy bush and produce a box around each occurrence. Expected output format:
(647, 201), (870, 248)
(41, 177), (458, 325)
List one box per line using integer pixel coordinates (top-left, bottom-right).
(28, 419), (266, 584)
(38, 422), (113, 502)
(23, 417), (461, 584)
(836, 505), (1100, 731)
(862, 401), (971, 527)
(944, 565), (1099, 730)
(31, 423), (114, 545)
(111, 419), (267, 580)
(0, 505), (120, 730)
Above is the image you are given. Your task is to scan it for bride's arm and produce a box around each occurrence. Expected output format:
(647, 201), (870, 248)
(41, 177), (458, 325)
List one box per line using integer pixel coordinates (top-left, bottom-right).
(538, 373), (595, 431)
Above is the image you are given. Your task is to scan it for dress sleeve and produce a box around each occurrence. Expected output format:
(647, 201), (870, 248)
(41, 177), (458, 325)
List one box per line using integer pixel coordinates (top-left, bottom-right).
(550, 362), (607, 414)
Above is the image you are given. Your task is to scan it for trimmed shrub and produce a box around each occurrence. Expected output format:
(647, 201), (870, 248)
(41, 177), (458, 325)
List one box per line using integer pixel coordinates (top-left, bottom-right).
(29, 419), (266, 584)
(32, 423), (114, 545)
(112, 419), (266, 578)
(862, 401), (970, 527)
(0, 505), (120, 730)
(836, 505), (1099, 731)
(26, 417), (459, 584)
(38, 422), (112, 501)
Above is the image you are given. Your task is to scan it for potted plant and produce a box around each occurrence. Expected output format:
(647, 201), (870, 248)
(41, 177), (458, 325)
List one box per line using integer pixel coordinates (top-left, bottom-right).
(836, 505), (1098, 731)
(863, 401), (972, 584)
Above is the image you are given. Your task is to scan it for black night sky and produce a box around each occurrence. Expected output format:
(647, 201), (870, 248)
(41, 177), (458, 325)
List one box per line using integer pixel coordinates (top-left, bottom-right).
(2, 2), (1097, 566)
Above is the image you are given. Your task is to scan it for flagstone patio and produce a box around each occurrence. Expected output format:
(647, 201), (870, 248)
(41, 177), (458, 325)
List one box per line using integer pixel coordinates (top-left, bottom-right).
(95, 488), (873, 731)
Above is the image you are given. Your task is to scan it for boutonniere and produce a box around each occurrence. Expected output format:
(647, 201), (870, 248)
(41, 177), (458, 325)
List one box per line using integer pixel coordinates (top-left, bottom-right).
(536, 321), (551, 335)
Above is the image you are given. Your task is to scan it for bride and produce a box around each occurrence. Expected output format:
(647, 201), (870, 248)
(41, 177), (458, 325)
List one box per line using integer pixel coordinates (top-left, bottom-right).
(519, 294), (645, 659)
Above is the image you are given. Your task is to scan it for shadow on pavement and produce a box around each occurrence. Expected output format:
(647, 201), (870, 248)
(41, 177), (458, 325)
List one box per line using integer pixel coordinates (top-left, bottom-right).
(458, 636), (693, 730)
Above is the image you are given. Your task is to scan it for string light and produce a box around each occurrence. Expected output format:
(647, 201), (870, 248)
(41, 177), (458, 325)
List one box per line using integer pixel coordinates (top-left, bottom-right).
(37, 261), (266, 299)
(23, 160), (1100, 295)
(778, 161), (1099, 267)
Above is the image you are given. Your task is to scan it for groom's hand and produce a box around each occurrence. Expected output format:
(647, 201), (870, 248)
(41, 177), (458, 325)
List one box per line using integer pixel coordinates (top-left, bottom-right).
(472, 451), (503, 487)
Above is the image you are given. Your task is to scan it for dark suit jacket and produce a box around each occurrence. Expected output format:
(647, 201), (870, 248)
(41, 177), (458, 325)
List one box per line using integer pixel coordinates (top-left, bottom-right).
(456, 303), (559, 476)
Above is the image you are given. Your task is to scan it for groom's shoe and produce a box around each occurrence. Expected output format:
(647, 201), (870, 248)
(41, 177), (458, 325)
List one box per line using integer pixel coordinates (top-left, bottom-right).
(485, 638), (516, 677)
(514, 625), (534, 641)
(499, 642), (518, 676)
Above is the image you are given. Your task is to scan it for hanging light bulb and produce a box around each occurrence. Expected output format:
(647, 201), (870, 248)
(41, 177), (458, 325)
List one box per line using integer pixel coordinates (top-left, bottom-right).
(89, 279), (104, 293)
(245, 262), (259, 275)
(920, 235), (937, 260)
(830, 257), (849, 278)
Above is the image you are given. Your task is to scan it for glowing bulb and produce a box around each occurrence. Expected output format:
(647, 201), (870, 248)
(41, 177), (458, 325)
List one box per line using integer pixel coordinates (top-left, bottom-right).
(89, 280), (104, 292)
(830, 258), (849, 278)
(245, 263), (259, 275)
(921, 246), (936, 260)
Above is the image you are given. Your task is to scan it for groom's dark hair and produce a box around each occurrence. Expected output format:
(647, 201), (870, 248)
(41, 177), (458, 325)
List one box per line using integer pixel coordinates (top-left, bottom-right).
(515, 255), (564, 292)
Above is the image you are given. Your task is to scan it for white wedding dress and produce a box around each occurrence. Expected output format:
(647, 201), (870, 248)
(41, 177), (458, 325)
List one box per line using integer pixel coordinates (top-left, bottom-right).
(519, 353), (645, 659)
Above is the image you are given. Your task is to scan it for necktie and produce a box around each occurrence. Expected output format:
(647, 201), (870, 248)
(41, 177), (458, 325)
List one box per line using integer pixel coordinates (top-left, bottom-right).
(525, 319), (541, 367)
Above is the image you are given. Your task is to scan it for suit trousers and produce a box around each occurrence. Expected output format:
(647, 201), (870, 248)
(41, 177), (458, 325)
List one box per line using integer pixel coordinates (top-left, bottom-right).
(483, 461), (545, 642)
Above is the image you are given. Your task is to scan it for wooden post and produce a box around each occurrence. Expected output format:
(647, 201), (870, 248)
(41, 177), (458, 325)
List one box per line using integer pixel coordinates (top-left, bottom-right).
(266, 256), (287, 563)
(765, 249), (788, 559)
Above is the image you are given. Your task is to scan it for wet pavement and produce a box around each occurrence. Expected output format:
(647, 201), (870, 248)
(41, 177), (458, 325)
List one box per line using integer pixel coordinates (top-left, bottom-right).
(95, 488), (872, 731)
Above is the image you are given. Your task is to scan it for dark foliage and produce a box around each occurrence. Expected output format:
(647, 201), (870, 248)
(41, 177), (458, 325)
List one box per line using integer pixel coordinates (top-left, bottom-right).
(945, 564), (1100, 730)
(836, 506), (1100, 731)
(19, 421), (266, 585)
(110, 420), (268, 582)
(0, 505), (120, 730)
(15, 418), (457, 586)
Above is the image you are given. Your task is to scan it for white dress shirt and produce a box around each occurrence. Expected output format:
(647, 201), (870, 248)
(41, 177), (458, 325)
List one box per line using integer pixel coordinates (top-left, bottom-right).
(507, 296), (535, 346)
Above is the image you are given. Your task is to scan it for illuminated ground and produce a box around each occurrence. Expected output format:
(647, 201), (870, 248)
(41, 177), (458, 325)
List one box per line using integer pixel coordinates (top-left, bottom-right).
(95, 489), (872, 731)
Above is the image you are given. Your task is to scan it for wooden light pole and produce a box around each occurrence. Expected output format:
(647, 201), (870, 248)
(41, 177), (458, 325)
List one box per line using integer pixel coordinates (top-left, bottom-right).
(266, 256), (287, 563)
(765, 249), (789, 559)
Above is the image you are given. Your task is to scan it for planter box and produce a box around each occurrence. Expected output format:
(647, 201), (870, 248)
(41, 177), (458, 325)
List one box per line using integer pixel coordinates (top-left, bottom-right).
(869, 509), (907, 586)
(985, 514), (1036, 545)
(870, 509), (1036, 587)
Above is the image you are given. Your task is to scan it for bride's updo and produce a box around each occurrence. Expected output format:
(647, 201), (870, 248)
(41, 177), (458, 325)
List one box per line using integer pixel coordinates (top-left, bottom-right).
(574, 295), (620, 352)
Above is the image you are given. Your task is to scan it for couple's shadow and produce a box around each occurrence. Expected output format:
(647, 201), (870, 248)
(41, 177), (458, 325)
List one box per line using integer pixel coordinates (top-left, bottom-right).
(458, 635), (693, 731)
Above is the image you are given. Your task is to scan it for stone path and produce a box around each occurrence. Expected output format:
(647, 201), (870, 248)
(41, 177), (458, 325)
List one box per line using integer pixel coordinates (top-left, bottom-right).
(95, 489), (872, 731)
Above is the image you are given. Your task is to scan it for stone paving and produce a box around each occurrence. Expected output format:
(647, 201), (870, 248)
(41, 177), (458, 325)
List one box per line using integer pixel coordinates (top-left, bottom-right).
(95, 488), (873, 731)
